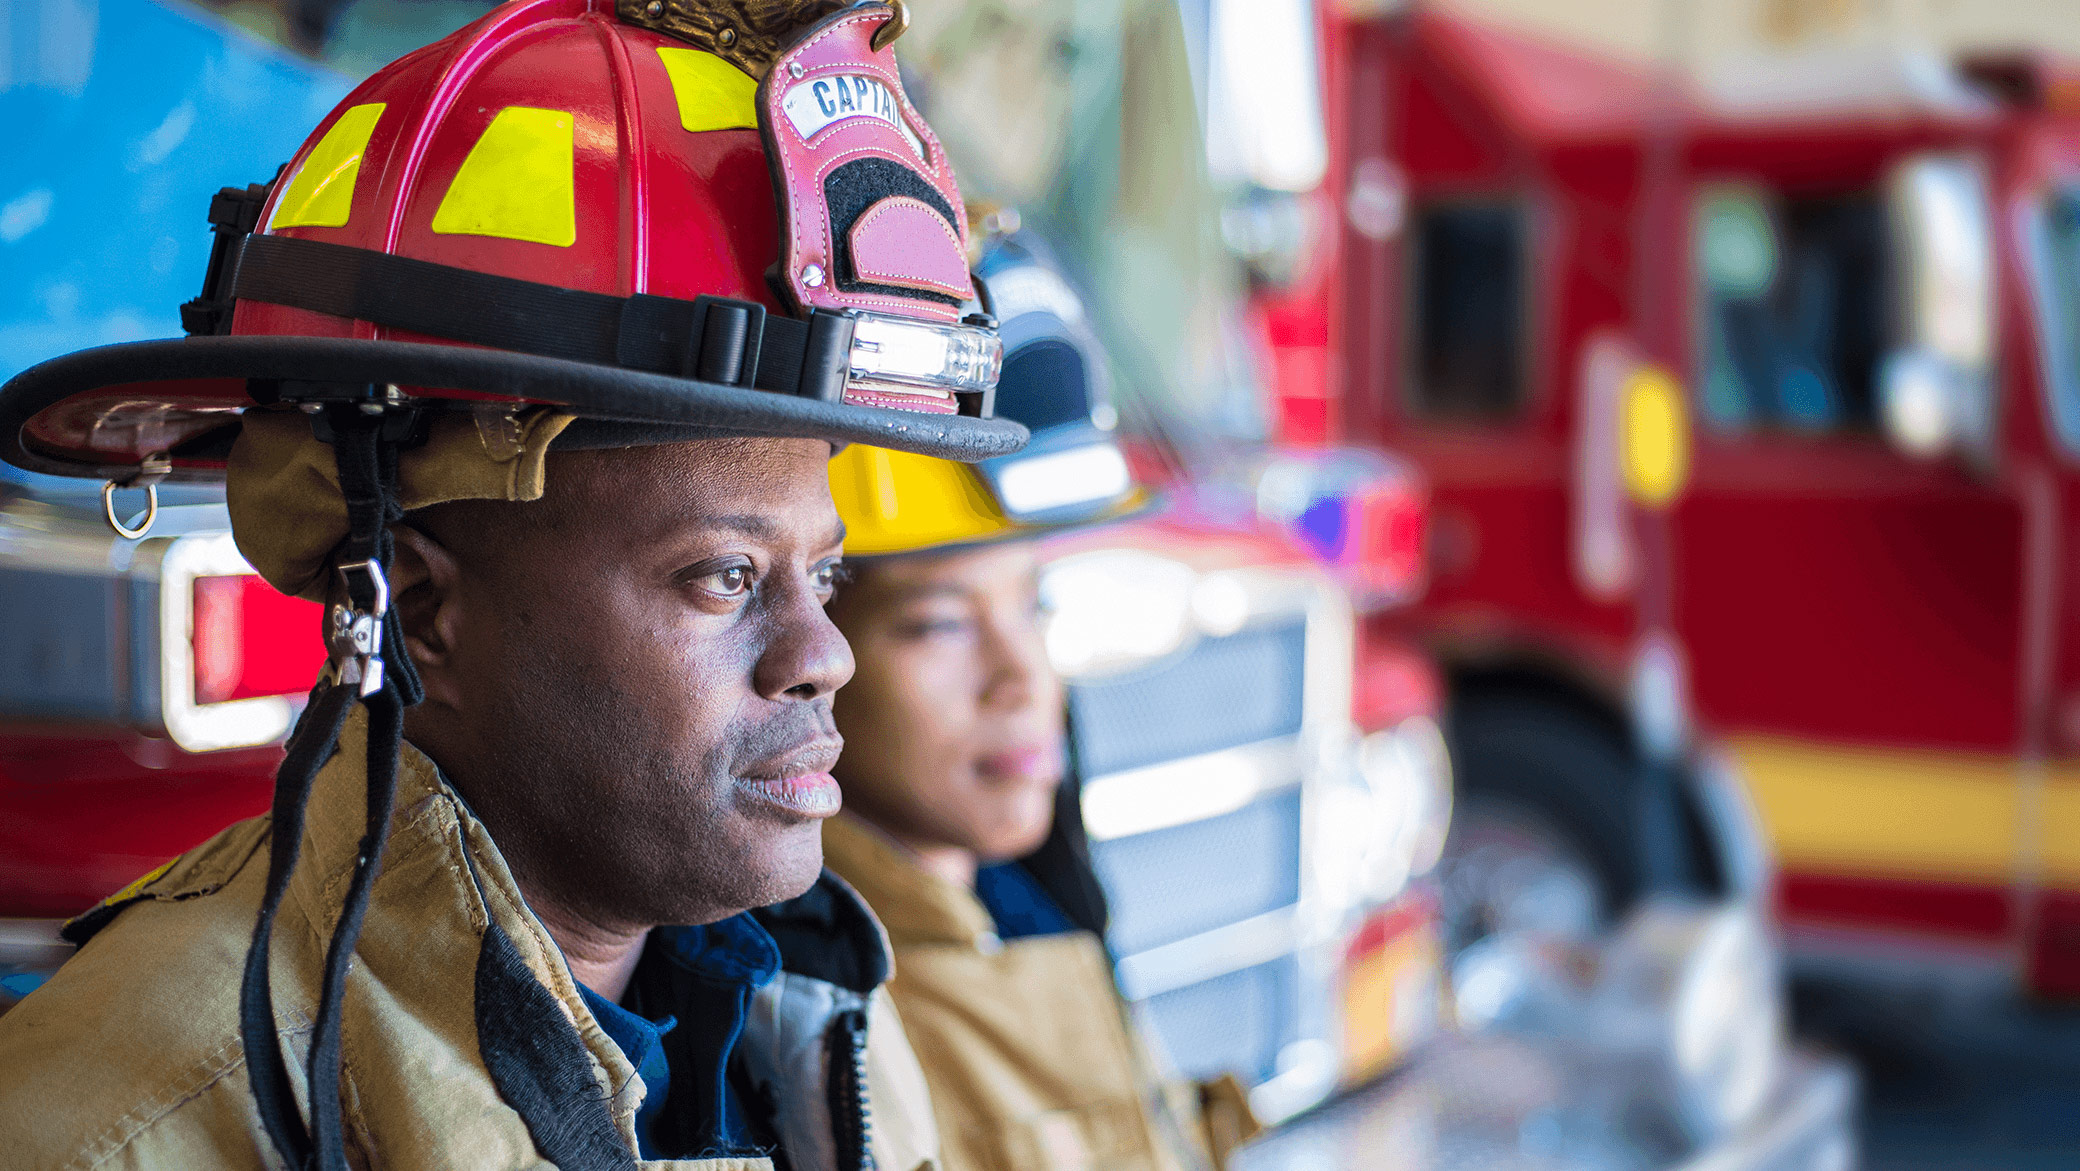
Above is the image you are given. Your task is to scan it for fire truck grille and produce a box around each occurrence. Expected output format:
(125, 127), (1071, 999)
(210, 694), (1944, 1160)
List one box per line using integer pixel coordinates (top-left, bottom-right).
(1090, 788), (1304, 957)
(1067, 619), (1308, 777)
(1141, 955), (1300, 1085)
(1067, 608), (1321, 1095)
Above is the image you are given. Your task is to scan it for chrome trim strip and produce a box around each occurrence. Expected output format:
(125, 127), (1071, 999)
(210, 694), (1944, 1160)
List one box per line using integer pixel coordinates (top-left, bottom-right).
(1081, 736), (1304, 842)
(0, 918), (70, 968)
(1115, 904), (1303, 1001)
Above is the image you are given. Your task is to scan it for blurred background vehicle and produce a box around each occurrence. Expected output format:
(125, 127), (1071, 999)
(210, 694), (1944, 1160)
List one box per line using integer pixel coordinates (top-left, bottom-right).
(1318, 0), (2080, 1009)
(0, 0), (345, 1007)
(1269, 0), (2080, 1166)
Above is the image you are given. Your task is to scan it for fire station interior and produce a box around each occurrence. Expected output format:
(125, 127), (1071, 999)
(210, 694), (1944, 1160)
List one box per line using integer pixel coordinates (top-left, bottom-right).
(7, 0), (2080, 1168)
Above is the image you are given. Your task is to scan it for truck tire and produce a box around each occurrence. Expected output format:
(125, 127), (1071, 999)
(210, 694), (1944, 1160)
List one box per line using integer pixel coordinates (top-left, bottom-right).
(1440, 688), (1646, 951)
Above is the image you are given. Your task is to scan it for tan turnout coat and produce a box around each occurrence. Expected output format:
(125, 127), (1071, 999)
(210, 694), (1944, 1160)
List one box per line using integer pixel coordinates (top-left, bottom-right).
(0, 711), (939, 1171)
(822, 815), (1249, 1171)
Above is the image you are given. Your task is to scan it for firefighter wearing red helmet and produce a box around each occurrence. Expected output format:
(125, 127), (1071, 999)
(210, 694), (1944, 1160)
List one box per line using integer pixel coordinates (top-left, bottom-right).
(0, 1), (1023, 1168)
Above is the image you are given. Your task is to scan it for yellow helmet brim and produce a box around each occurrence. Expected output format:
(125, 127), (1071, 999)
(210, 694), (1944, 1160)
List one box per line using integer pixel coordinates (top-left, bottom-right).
(830, 443), (1021, 557)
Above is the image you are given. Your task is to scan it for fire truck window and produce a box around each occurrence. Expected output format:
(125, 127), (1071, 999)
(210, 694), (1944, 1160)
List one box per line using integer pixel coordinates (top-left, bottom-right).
(2030, 188), (2080, 457)
(1697, 193), (1889, 434)
(1410, 203), (1525, 419)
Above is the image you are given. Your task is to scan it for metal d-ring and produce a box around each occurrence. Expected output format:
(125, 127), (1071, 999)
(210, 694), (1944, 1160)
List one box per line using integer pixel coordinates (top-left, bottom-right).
(101, 453), (171, 541)
(871, 0), (909, 51)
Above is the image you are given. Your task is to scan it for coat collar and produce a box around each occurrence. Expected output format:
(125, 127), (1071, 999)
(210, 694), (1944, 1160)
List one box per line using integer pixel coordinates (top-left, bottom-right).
(820, 814), (996, 949)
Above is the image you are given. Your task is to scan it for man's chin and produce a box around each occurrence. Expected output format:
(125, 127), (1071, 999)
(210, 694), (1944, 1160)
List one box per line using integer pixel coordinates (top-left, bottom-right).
(737, 820), (830, 909)
(645, 820), (828, 925)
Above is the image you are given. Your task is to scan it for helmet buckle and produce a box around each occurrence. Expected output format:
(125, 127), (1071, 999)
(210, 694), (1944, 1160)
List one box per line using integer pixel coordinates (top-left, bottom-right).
(328, 559), (391, 698)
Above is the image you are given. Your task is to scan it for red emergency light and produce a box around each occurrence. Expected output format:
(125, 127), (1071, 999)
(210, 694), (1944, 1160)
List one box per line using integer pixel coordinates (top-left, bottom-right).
(1272, 451), (1430, 607)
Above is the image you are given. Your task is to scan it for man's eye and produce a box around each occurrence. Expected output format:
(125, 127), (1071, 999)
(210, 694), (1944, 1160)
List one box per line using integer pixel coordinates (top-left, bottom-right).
(815, 562), (853, 592)
(700, 565), (753, 596)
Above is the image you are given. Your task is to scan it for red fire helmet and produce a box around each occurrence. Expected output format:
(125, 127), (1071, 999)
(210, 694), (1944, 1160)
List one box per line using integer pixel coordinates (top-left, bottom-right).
(0, 0), (1023, 486)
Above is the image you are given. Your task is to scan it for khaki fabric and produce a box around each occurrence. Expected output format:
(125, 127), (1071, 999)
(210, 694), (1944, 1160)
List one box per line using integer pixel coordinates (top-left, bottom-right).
(225, 405), (575, 600)
(822, 815), (1211, 1171)
(0, 712), (934, 1171)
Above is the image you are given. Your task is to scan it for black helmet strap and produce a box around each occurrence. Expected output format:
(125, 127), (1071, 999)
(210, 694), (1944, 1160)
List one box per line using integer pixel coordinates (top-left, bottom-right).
(239, 404), (425, 1171)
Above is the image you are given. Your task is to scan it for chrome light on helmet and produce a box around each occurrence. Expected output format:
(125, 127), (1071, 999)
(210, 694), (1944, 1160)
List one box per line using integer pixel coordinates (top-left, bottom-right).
(844, 311), (1004, 408)
(994, 439), (1132, 519)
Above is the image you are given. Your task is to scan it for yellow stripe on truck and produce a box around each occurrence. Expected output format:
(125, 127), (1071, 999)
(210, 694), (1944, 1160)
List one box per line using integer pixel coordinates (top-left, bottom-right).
(2040, 773), (2080, 886)
(1729, 736), (2021, 885)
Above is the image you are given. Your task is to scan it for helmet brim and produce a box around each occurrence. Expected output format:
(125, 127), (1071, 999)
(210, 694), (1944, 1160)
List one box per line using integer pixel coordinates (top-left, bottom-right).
(1, 334), (1028, 481)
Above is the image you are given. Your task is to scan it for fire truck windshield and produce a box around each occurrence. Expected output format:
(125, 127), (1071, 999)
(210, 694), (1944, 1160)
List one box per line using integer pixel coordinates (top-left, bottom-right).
(1695, 189), (1890, 435)
(2028, 186), (2080, 457)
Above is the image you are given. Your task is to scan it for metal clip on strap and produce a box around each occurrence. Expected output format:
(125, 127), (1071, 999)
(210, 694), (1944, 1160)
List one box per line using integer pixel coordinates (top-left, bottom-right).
(100, 452), (172, 541)
(327, 560), (390, 698)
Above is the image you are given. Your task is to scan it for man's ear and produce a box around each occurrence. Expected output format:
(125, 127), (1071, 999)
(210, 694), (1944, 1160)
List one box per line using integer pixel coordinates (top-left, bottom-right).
(389, 523), (465, 710)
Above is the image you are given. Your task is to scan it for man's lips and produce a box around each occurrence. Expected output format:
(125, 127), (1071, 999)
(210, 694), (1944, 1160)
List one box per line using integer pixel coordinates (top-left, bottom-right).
(736, 738), (845, 819)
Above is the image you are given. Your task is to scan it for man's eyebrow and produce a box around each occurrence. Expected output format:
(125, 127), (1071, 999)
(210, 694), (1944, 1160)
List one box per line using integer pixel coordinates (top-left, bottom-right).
(694, 513), (846, 550)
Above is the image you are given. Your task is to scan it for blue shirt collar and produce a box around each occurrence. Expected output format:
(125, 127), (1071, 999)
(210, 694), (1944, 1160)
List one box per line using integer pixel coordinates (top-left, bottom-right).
(650, 914), (784, 987)
(974, 861), (1077, 940)
(573, 912), (782, 1159)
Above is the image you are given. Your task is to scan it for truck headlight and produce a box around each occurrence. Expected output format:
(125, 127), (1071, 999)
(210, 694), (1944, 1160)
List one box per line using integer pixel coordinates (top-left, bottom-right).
(1354, 716), (1454, 901)
(1041, 551), (1207, 678)
(1597, 900), (1784, 1140)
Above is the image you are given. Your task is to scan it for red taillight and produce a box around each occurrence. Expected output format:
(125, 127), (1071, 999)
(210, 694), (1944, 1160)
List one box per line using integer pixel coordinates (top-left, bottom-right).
(192, 576), (243, 705)
(1354, 480), (1427, 602)
(191, 575), (326, 705)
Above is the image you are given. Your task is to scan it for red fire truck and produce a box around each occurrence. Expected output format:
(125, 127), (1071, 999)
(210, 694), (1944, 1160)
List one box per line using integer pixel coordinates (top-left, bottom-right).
(1269, 4), (2080, 1000)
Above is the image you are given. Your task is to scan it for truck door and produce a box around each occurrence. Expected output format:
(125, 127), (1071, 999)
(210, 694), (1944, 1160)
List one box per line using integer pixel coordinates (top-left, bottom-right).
(1670, 162), (2034, 970)
(2020, 172), (2080, 997)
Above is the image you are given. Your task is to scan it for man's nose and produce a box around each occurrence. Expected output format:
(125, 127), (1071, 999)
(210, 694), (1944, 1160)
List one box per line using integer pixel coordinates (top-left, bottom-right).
(754, 573), (856, 701)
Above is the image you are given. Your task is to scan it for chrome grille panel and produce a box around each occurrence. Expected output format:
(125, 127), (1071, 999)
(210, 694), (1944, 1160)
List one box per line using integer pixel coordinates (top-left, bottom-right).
(1090, 787), (1304, 957)
(1068, 618), (1308, 776)
(1141, 955), (1301, 1085)
(1048, 555), (1356, 1119)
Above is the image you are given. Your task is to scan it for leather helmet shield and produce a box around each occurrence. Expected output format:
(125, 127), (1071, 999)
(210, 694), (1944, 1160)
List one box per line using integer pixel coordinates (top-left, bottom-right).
(759, 4), (974, 323)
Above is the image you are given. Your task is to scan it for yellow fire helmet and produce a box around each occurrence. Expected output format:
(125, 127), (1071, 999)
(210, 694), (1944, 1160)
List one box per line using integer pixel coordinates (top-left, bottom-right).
(833, 229), (1141, 557)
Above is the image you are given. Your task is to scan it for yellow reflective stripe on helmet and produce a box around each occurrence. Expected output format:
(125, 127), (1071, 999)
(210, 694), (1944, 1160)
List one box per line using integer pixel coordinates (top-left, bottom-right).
(431, 107), (576, 247)
(270, 102), (385, 229)
(830, 444), (1016, 556)
(657, 47), (757, 133)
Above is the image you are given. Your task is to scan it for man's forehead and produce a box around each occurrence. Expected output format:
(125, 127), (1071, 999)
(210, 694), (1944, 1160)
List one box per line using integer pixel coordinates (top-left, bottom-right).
(688, 510), (847, 550)
(542, 438), (843, 548)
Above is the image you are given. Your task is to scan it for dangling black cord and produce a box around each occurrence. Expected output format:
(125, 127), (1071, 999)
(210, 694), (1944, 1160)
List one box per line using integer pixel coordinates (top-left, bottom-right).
(241, 405), (424, 1170)
(306, 679), (403, 1171)
(240, 680), (354, 1168)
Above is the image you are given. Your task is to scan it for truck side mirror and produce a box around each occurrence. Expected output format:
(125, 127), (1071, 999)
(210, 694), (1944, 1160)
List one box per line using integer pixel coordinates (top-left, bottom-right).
(1878, 348), (1962, 458)
(1886, 156), (1997, 466)
(1878, 347), (1997, 465)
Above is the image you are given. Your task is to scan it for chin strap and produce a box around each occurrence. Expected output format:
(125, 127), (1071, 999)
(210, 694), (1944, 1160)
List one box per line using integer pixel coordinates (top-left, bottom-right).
(240, 404), (425, 1171)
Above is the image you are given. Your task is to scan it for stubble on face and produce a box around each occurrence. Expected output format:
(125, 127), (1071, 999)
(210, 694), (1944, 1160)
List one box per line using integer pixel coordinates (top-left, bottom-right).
(403, 438), (853, 934)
